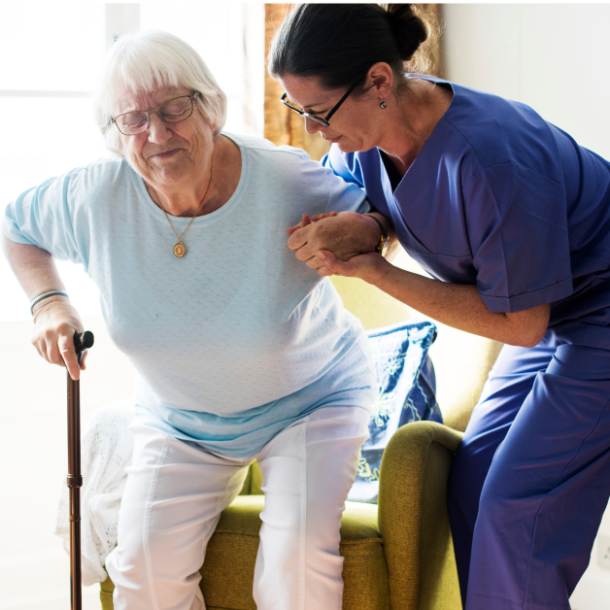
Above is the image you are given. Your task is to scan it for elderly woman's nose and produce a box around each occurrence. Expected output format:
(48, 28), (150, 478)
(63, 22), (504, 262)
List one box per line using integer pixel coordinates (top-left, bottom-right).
(147, 112), (173, 142)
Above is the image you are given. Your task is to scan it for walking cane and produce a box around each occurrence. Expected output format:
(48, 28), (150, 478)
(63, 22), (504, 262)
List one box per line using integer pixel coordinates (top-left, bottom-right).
(67, 330), (94, 610)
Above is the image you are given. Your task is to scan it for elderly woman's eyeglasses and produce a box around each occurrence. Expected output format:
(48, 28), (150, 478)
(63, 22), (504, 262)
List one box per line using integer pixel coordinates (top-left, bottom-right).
(280, 79), (361, 127)
(111, 92), (201, 136)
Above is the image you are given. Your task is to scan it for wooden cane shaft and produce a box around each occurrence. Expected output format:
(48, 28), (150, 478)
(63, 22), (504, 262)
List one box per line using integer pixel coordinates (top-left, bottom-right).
(69, 488), (82, 610)
(67, 371), (82, 610)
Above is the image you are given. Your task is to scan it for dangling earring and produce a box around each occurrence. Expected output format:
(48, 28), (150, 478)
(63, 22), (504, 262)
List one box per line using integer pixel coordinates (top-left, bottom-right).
(380, 101), (387, 109)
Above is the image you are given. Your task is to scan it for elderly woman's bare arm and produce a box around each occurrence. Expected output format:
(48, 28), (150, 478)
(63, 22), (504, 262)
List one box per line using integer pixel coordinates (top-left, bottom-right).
(1, 233), (85, 379)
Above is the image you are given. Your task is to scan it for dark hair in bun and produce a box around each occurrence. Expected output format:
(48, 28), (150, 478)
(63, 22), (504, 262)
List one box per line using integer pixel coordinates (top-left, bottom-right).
(268, 4), (436, 92)
(386, 4), (429, 63)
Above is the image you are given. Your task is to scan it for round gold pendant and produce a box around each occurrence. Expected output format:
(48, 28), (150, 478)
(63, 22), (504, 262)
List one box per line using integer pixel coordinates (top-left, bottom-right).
(173, 243), (186, 258)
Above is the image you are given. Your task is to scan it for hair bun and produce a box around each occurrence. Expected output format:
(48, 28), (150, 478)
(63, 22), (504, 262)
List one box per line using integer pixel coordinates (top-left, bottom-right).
(385, 4), (429, 62)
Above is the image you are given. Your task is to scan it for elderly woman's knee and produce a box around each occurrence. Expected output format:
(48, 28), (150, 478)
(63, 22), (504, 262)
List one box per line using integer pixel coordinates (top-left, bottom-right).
(106, 540), (148, 584)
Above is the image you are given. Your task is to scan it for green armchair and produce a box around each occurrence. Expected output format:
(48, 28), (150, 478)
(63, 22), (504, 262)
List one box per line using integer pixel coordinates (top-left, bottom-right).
(101, 421), (462, 610)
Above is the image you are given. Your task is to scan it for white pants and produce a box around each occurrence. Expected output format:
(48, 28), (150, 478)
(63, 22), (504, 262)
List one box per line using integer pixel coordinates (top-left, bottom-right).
(105, 406), (370, 610)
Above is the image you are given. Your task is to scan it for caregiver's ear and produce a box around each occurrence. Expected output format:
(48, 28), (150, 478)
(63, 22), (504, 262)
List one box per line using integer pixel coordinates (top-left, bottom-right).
(365, 63), (395, 96)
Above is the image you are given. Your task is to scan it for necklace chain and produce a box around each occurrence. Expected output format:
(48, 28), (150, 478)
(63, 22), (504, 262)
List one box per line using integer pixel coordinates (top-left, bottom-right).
(153, 153), (214, 258)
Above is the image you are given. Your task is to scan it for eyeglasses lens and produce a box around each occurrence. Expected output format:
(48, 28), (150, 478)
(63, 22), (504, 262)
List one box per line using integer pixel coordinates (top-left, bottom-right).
(117, 113), (148, 135)
(282, 96), (328, 127)
(115, 96), (195, 135)
(160, 98), (193, 122)
(306, 115), (329, 127)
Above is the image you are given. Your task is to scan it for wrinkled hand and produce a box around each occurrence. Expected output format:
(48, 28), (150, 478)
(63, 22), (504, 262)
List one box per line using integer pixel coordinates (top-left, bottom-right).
(286, 211), (338, 236)
(286, 212), (380, 275)
(316, 250), (391, 283)
(31, 298), (86, 380)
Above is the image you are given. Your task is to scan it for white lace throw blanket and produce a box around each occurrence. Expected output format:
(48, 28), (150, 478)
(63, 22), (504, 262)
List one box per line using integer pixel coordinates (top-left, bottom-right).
(55, 399), (135, 585)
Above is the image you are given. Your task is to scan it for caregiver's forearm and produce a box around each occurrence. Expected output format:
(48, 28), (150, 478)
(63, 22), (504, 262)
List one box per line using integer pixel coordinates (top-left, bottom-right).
(372, 262), (550, 347)
(1, 233), (66, 301)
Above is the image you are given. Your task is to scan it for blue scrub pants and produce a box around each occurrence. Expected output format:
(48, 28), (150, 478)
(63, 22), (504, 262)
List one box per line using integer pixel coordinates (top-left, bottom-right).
(448, 338), (610, 610)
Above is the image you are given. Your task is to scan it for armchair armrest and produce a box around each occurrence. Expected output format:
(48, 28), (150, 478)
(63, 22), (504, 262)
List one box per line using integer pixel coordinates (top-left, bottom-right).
(378, 421), (463, 610)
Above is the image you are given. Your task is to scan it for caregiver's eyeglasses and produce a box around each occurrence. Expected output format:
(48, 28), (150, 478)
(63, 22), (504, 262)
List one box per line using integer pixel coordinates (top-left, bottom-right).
(280, 79), (361, 127)
(111, 92), (201, 136)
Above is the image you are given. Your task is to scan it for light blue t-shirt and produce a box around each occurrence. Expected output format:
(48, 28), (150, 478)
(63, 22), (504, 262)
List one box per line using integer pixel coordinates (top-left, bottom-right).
(4, 133), (376, 456)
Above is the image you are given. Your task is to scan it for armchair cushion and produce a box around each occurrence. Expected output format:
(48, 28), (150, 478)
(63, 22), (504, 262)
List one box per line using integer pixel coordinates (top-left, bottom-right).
(350, 320), (442, 503)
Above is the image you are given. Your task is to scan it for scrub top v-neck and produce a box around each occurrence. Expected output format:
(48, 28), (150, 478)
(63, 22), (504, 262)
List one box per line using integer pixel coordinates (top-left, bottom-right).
(324, 73), (610, 349)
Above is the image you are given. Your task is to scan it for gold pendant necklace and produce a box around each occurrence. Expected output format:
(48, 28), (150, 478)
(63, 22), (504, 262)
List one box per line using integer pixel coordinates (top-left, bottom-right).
(173, 242), (187, 258)
(153, 154), (214, 258)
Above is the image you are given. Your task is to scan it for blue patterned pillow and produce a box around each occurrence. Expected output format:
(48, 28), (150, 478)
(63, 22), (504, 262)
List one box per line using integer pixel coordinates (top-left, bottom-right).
(348, 320), (441, 504)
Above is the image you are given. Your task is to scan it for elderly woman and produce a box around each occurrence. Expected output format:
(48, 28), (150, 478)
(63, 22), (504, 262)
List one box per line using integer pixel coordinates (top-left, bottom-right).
(2, 31), (376, 610)
(269, 4), (610, 610)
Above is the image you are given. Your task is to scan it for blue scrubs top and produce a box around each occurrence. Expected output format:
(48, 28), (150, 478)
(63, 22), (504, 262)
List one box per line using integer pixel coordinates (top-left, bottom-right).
(324, 75), (610, 349)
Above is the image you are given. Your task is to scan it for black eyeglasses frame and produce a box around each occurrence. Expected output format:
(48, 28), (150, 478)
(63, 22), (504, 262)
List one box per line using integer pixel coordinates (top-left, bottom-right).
(280, 78), (362, 127)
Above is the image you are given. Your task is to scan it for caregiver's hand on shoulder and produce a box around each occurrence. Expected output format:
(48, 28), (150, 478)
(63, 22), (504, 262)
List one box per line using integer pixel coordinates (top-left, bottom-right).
(286, 211), (380, 264)
(31, 297), (86, 380)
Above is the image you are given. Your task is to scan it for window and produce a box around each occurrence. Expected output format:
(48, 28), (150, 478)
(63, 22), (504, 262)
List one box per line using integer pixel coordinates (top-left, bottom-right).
(0, 3), (108, 321)
(0, 6), (264, 609)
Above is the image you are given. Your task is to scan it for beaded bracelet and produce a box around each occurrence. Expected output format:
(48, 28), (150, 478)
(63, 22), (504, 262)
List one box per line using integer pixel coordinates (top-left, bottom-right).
(30, 290), (69, 316)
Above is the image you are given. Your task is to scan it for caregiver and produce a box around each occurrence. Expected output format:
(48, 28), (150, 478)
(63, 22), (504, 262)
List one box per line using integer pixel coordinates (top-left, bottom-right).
(270, 4), (610, 610)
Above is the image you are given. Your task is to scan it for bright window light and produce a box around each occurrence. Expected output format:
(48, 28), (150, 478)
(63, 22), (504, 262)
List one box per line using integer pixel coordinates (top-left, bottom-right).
(0, 96), (109, 321)
(0, 4), (108, 323)
(0, 3), (106, 91)
(0, 97), (109, 204)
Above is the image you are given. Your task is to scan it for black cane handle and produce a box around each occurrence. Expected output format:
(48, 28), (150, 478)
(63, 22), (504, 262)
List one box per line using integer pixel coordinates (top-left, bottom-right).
(73, 331), (94, 364)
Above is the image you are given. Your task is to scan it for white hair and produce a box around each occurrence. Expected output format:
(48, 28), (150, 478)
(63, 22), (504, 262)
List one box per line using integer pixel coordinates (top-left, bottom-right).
(93, 30), (227, 156)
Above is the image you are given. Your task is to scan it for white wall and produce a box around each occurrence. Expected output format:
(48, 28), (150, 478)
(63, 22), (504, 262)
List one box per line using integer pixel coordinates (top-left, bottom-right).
(441, 4), (610, 160)
(441, 5), (610, 609)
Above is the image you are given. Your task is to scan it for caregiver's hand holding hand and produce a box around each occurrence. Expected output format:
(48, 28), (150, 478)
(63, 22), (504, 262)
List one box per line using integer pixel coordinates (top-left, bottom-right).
(316, 249), (390, 282)
(287, 211), (381, 260)
(287, 211), (387, 271)
(286, 210), (337, 236)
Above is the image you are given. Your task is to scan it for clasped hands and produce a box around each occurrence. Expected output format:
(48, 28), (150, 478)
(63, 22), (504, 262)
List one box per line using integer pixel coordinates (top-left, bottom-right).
(286, 210), (390, 283)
